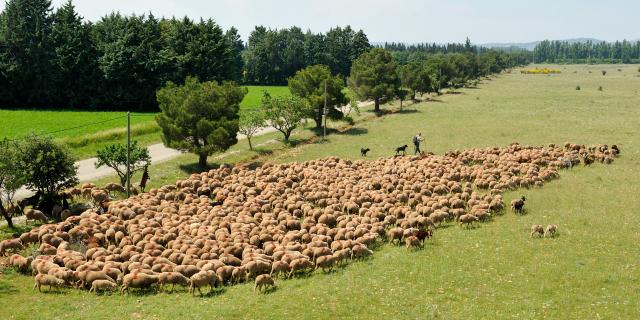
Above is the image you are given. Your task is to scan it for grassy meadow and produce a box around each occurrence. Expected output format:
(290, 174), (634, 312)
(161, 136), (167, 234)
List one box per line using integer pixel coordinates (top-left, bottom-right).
(0, 86), (290, 159)
(1, 64), (640, 319)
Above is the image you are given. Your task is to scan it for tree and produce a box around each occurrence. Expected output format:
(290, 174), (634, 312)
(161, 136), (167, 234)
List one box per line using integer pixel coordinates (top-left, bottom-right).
(348, 48), (399, 112)
(262, 94), (310, 142)
(95, 141), (151, 187)
(238, 110), (266, 151)
(156, 77), (246, 167)
(19, 135), (78, 197)
(0, 0), (55, 106)
(288, 64), (349, 129)
(0, 139), (26, 228)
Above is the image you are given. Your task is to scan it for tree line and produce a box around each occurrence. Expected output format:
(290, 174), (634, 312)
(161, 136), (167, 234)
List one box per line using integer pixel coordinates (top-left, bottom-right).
(0, 0), (242, 111)
(533, 40), (640, 64)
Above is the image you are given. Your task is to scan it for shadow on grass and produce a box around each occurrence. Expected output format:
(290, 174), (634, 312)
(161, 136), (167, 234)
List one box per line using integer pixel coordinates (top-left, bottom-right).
(339, 127), (368, 136)
(0, 280), (18, 295)
(178, 162), (220, 175)
(397, 109), (419, 114)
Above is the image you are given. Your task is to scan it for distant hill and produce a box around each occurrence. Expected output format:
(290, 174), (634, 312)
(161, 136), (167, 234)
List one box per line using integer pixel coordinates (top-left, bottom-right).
(481, 38), (605, 51)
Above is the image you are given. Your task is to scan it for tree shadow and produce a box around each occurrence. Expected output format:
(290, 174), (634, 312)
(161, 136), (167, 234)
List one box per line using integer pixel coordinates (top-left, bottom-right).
(178, 162), (220, 175)
(397, 109), (419, 114)
(244, 161), (265, 170)
(339, 127), (368, 136)
(425, 98), (444, 103)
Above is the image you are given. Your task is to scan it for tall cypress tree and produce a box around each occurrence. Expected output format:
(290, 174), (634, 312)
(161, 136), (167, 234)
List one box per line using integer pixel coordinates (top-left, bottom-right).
(50, 0), (99, 107)
(0, 0), (54, 106)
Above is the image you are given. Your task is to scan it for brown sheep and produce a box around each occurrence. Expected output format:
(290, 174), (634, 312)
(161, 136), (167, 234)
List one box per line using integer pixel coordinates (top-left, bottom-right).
(544, 224), (557, 238)
(531, 224), (544, 237)
(254, 274), (275, 293)
(158, 272), (190, 292)
(405, 235), (421, 250)
(89, 279), (117, 294)
(458, 214), (478, 228)
(270, 261), (291, 279)
(0, 238), (23, 256)
(9, 254), (33, 273)
(121, 272), (159, 294)
(315, 255), (336, 272)
(33, 274), (65, 292)
(189, 270), (217, 296)
(24, 209), (48, 224)
(288, 258), (313, 278)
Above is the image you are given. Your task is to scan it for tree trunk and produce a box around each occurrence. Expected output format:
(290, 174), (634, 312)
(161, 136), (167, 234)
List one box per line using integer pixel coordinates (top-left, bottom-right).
(400, 98), (403, 112)
(0, 197), (15, 229)
(284, 131), (291, 143)
(247, 137), (253, 151)
(374, 98), (380, 112)
(198, 153), (208, 168)
(315, 107), (323, 129)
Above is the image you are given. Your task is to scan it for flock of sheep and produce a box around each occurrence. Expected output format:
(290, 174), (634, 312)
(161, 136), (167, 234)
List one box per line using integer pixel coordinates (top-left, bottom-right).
(0, 142), (617, 295)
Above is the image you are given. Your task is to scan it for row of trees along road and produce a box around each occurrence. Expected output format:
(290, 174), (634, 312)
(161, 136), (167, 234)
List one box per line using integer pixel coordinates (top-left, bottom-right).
(155, 45), (526, 166)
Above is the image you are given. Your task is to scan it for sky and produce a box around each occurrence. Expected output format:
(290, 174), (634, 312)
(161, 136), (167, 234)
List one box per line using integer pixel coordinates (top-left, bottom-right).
(2, 0), (637, 44)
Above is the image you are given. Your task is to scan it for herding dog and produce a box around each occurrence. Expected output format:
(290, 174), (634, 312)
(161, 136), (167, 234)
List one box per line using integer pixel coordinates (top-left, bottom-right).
(395, 145), (408, 156)
(360, 148), (371, 157)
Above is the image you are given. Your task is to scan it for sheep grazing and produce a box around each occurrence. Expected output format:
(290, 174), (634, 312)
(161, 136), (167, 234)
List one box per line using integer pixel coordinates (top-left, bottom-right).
(188, 270), (217, 296)
(33, 274), (65, 292)
(405, 236), (421, 250)
(254, 274), (275, 293)
(121, 272), (159, 295)
(458, 214), (478, 228)
(0, 238), (23, 256)
(9, 254), (33, 273)
(511, 196), (526, 214)
(24, 209), (48, 224)
(89, 279), (117, 294)
(611, 144), (620, 156)
(5, 142), (613, 297)
(104, 183), (126, 195)
(530, 225), (544, 238)
(544, 224), (558, 238)
(315, 255), (336, 272)
(158, 272), (190, 292)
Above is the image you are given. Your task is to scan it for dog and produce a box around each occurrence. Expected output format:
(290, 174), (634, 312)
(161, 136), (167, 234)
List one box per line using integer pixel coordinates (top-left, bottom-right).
(360, 148), (370, 157)
(395, 145), (408, 156)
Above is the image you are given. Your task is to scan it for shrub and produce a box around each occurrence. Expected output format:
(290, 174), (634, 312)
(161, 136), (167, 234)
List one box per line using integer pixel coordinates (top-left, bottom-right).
(19, 135), (78, 196)
(602, 70), (607, 76)
(576, 85), (581, 90)
(598, 86), (603, 91)
(95, 141), (151, 187)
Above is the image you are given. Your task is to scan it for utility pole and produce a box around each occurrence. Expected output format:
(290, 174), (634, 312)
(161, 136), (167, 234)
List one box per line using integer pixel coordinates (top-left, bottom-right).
(323, 79), (327, 140)
(126, 111), (131, 198)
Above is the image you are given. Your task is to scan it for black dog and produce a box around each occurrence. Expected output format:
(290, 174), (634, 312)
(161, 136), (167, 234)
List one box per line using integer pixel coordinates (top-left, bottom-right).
(360, 148), (371, 157)
(395, 145), (408, 156)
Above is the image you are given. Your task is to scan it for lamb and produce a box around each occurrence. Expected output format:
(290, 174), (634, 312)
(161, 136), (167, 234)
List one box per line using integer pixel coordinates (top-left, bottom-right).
(544, 224), (557, 238)
(89, 279), (117, 294)
(188, 270), (217, 296)
(33, 274), (65, 292)
(254, 274), (275, 293)
(405, 235), (421, 250)
(458, 214), (478, 228)
(121, 271), (159, 295)
(9, 254), (33, 273)
(530, 224), (544, 237)
(270, 261), (291, 279)
(511, 196), (526, 214)
(158, 272), (190, 292)
(0, 238), (23, 256)
(24, 209), (48, 224)
(315, 255), (336, 272)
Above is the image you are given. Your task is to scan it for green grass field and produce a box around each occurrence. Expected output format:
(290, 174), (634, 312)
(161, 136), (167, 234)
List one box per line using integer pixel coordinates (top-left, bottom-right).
(1, 65), (640, 319)
(0, 86), (289, 159)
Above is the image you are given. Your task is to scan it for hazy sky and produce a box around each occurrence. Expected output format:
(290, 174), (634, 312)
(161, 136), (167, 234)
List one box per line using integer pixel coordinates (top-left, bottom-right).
(3, 0), (637, 43)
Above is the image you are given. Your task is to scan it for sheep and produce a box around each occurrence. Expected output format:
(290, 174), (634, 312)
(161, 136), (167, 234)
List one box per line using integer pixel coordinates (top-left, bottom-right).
(158, 272), (190, 292)
(121, 272), (159, 295)
(0, 238), (23, 256)
(288, 258), (314, 278)
(188, 270), (217, 296)
(544, 224), (557, 238)
(315, 255), (336, 272)
(458, 214), (478, 228)
(254, 274), (275, 293)
(270, 261), (291, 279)
(351, 244), (373, 260)
(74, 270), (115, 289)
(9, 254), (33, 273)
(405, 236), (421, 250)
(89, 279), (117, 294)
(33, 274), (65, 292)
(24, 209), (48, 224)
(531, 224), (544, 238)
(511, 196), (526, 214)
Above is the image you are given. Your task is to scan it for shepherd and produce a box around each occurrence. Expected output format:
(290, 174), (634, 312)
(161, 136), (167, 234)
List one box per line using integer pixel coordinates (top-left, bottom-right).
(413, 133), (424, 155)
(139, 166), (150, 192)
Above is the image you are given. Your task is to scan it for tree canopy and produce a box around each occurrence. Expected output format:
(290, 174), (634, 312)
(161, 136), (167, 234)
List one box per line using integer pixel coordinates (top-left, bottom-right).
(95, 141), (151, 187)
(348, 48), (400, 112)
(156, 77), (246, 167)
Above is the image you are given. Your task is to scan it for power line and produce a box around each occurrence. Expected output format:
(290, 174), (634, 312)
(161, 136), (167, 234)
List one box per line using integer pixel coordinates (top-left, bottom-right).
(6, 115), (128, 142)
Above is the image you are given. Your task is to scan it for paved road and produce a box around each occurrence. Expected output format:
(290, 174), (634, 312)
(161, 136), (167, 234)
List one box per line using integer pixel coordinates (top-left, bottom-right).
(12, 127), (278, 202)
